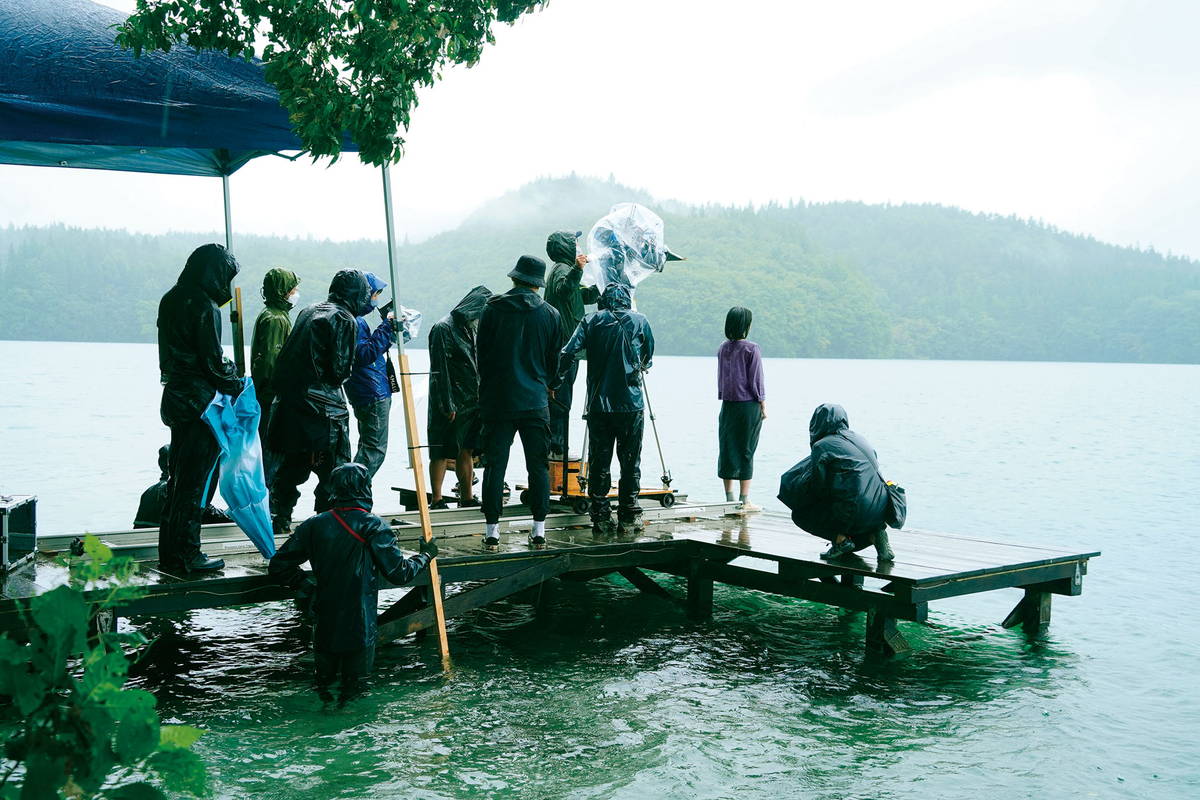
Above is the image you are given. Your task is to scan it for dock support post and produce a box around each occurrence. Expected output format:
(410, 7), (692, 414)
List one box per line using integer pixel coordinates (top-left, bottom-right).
(686, 561), (713, 621)
(866, 609), (909, 656)
(1002, 588), (1052, 633)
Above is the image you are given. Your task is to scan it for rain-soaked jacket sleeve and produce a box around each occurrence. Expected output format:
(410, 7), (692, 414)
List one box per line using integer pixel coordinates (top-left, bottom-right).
(581, 282), (600, 305)
(354, 317), (396, 368)
(326, 314), (358, 386)
(200, 302), (243, 395)
(251, 311), (290, 391)
(427, 324), (455, 416)
(268, 524), (311, 589)
(640, 319), (655, 370)
(364, 516), (432, 585)
(555, 319), (588, 390)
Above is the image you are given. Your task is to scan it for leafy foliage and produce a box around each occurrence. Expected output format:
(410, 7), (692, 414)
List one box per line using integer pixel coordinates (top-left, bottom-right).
(0, 536), (207, 799)
(115, 0), (545, 165)
(1, 176), (1197, 363)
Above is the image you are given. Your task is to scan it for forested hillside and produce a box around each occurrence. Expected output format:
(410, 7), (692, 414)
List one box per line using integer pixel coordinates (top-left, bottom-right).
(2, 175), (1196, 362)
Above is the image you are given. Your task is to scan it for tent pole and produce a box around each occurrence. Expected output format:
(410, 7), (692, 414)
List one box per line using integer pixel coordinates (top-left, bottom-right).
(382, 162), (451, 668)
(223, 173), (246, 376)
(222, 174), (233, 250)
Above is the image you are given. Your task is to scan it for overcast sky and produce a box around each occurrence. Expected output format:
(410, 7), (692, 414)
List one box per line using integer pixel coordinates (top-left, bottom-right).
(4, 0), (1198, 257)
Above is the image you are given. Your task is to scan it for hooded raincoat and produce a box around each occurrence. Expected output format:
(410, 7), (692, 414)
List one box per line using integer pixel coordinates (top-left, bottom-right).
(345, 272), (398, 408)
(268, 270), (372, 454)
(428, 286), (492, 418)
(268, 463), (432, 653)
(777, 404), (889, 545)
(555, 284), (654, 414)
(157, 244), (243, 426)
(545, 231), (600, 346)
(477, 287), (561, 420)
(250, 268), (299, 403)
(134, 445), (231, 528)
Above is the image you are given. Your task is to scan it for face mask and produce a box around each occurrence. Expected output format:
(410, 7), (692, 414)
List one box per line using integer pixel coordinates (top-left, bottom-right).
(288, 291), (299, 304)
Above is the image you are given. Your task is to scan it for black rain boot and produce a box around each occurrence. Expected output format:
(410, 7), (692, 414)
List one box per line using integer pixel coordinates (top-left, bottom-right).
(820, 539), (857, 561)
(184, 553), (225, 573)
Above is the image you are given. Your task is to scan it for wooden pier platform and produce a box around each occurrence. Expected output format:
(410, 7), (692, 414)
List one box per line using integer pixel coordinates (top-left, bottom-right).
(2, 507), (1099, 655)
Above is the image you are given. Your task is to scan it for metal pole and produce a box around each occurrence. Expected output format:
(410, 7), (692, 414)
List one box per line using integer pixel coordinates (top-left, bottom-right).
(381, 163), (450, 668)
(223, 174), (246, 376)
(381, 165), (403, 354)
(222, 174), (233, 250)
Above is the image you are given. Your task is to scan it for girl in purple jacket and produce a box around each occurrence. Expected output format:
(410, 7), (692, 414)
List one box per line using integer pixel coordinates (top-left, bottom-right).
(717, 307), (766, 510)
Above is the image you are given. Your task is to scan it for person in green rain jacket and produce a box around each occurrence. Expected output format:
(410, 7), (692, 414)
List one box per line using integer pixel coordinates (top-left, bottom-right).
(251, 268), (300, 483)
(544, 230), (599, 458)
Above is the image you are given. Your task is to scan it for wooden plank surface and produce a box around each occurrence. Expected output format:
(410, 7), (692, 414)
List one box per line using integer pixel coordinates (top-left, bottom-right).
(4, 511), (1099, 614)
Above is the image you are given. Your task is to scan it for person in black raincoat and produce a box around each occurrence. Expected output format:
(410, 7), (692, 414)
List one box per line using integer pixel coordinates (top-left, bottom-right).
(156, 243), (243, 573)
(543, 230), (599, 458)
(134, 444), (232, 529)
(554, 284), (654, 535)
(268, 463), (438, 705)
(268, 269), (373, 534)
(777, 403), (895, 561)
(477, 256), (561, 550)
(427, 285), (492, 509)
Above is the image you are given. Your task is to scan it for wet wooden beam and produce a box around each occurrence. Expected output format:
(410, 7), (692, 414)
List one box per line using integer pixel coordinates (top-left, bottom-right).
(377, 555), (572, 643)
(618, 567), (676, 601)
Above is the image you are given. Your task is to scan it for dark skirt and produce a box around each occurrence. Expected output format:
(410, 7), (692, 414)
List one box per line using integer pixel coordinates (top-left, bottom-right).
(718, 400), (763, 480)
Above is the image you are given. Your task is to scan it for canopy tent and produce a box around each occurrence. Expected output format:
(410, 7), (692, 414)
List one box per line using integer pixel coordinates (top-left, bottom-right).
(0, 0), (329, 176)
(0, 0), (451, 662)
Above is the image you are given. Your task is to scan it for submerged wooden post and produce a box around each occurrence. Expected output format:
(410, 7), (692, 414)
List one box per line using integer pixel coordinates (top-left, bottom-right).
(866, 608), (910, 656)
(686, 559), (713, 621)
(1002, 588), (1053, 633)
(381, 163), (450, 668)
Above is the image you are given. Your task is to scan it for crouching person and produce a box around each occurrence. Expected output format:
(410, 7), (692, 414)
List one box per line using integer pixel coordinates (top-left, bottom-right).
(777, 403), (895, 562)
(268, 462), (439, 706)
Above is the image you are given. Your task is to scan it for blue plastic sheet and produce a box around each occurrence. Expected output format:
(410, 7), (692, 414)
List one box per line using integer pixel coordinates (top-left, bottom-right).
(203, 379), (275, 558)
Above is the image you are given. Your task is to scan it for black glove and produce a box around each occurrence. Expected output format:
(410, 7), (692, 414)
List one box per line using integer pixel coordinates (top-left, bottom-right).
(294, 577), (316, 622)
(419, 537), (439, 560)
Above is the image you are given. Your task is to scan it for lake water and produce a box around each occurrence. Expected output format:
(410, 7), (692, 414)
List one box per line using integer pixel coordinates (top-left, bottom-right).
(1, 341), (1198, 798)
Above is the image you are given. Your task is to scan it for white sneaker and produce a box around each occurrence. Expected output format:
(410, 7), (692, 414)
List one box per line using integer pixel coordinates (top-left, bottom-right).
(740, 501), (763, 513)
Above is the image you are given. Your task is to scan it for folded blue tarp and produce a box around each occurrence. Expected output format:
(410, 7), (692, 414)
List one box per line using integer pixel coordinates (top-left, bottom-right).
(203, 379), (275, 558)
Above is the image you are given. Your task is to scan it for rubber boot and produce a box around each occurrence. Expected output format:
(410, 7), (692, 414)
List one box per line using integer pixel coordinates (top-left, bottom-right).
(184, 553), (225, 573)
(874, 529), (895, 562)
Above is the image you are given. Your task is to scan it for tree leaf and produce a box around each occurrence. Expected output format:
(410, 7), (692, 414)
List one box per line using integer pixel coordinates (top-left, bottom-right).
(159, 725), (205, 751)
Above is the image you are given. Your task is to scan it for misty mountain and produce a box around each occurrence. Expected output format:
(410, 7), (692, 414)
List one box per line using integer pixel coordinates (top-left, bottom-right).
(1, 175), (1196, 363)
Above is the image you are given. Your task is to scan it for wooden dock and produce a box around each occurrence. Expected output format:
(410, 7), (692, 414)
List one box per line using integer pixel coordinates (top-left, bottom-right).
(3, 506), (1099, 655)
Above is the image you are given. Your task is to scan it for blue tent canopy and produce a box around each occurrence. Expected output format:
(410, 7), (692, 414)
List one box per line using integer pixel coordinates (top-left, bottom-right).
(0, 0), (350, 176)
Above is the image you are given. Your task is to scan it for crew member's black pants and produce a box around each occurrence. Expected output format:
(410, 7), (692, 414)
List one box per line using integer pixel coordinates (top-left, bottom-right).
(161, 418), (221, 569)
(587, 410), (644, 523)
(315, 645), (375, 704)
(258, 390), (281, 487)
(270, 425), (351, 526)
(481, 414), (550, 524)
(549, 360), (577, 456)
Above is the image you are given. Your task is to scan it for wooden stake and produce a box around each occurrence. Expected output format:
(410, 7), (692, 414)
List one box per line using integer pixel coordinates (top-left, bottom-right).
(231, 286), (246, 377)
(396, 350), (451, 667)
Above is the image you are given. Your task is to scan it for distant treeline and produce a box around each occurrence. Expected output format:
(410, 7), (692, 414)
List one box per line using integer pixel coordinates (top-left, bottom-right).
(2, 176), (1197, 363)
